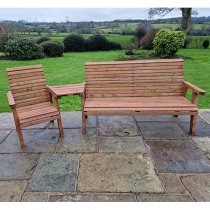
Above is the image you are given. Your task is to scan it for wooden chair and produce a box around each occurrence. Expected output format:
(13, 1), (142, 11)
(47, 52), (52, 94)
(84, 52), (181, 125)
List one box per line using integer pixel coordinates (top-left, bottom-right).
(7, 65), (64, 149)
(82, 59), (205, 135)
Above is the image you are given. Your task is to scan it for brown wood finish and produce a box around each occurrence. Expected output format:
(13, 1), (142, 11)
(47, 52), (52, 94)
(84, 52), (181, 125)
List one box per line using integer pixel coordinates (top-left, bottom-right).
(83, 59), (205, 135)
(7, 65), (64, 149)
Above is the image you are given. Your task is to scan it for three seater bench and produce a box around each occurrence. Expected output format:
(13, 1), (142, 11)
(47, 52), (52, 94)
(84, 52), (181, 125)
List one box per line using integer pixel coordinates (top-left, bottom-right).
(82, 59), (205, 135)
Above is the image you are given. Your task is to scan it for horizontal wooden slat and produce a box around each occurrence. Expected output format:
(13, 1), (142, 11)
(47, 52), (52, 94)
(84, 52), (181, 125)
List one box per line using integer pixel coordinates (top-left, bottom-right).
(7, 65), (43, 72)
(9, 75), (46, 83)
(85, 59), (184, 65)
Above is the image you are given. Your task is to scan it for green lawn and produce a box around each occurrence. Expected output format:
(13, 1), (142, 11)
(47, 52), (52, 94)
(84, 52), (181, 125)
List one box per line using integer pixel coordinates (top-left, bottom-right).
(1, 49), (210, 113)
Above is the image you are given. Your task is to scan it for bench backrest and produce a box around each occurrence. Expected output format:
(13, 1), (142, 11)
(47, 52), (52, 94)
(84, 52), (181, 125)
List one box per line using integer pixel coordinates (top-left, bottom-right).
(85, 59), (184, 98)
(7, 65), (50, 108)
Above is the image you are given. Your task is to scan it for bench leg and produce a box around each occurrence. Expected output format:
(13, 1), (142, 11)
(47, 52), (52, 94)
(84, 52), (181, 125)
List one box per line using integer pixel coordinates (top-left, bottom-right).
(82, 112), (86, 134)
(190, 114), (196, 136)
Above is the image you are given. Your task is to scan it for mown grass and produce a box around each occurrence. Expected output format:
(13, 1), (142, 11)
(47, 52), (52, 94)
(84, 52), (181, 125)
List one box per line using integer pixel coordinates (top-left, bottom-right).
(1, 49), (210, 113)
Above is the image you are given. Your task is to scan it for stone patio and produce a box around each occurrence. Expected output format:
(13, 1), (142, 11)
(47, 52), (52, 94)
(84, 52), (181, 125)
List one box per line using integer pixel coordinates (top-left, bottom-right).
(1, 111), (210, 202)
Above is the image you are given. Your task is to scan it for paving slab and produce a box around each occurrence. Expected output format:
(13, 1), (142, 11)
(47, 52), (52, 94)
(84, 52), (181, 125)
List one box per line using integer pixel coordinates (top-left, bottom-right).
(0, 129), (59, 153)
(77, 153), (164, 193)
(98, 136), (147, 153)
(21, 193), (48, 202)
(146, 140), (210, 173)
(0, 180), (28, 202)
(135, 115), (202, 122)
(98, 116), (139, 137)
(199, 110), (210, 124)
(0, 113), (15, 129)
(191, 137), (210, 159)
(160, 174), (187, 194)
(181, 175), (210, 201)
(138, 122), (188, 140)
(27, 154), (80, 192)
(49, 194), (136, 202)
(56, 129), (96, 153)
(0, 153), (40, 180)
(136, 194), (193, 202)
(49, 112), (96, 129)
(0, 130), (11, 144)
(178, 121), (210, 137)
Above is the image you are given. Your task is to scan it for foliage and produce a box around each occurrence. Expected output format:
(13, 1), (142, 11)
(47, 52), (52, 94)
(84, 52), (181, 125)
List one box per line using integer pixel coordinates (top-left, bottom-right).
(86, 34), (121, 51)
(40, 41), (64, 57)
(63, 34), (86, 52)
(203, 40), (209, 49)
(36, 35), (50, 44)
(5, 37), (43, 60)
(140, 28), (159, 50)
(153, 29), (184, 58)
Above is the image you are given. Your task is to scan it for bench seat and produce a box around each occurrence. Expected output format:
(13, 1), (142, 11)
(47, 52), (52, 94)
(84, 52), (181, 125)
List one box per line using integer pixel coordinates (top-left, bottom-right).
(84, 96), (197, 115)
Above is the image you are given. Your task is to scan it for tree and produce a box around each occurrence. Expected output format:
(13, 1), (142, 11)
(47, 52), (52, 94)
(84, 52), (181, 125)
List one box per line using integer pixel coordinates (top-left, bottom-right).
(148, 8), (192, 36)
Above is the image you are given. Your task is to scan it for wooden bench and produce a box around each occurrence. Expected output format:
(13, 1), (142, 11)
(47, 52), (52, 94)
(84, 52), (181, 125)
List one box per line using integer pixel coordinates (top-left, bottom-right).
(7, 65), (64, 149)
(82, 59), (205, 135)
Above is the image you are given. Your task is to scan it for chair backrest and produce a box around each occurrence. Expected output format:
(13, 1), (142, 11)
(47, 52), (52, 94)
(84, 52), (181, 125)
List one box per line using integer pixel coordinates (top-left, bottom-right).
(85, 59), (184, 98)
(7, 65), (50, 108)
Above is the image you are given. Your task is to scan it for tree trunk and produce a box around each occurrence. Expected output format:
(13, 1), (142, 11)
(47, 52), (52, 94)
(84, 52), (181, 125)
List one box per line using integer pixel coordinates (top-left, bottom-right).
(181, 8), (192, 36)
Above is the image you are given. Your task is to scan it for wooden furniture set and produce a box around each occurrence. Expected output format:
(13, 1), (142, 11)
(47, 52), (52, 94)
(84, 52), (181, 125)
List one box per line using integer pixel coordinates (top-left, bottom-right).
(7, 59), (205, 148)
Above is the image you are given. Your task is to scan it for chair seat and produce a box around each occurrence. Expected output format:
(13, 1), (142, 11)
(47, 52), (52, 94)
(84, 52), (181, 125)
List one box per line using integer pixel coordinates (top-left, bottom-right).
(17, 102), (60, 128)
(84, 96), (198, 115)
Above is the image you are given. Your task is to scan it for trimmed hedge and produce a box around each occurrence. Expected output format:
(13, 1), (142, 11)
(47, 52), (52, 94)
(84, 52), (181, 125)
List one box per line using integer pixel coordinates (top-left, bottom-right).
(5, 37), (43, 60)
(153, 30), (184, 58)
(63, 33), (121, 52)
(40, 41), (64, 57)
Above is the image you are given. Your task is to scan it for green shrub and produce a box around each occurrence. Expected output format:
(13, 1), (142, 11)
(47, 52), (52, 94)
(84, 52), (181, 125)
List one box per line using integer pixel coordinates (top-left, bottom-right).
(153, 30), (184, 58)
(86, 34), (121, 51)
(40, 41), (64, 57)
(203, 40), (209, 49)
(63, 34), (86, 52)
(36, 36), (50, 44)
(5, 37), (43, 60)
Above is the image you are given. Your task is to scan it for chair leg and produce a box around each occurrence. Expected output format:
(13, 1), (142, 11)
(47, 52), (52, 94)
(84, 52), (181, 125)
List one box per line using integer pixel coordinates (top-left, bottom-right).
(57, 118), (64, 138)
(190, 114), (196, 136)
(16, 123), (25, 149)
(82, 111), (86, 134)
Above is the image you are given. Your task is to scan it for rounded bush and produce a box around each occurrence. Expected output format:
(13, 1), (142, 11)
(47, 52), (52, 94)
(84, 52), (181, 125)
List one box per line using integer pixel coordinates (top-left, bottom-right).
(36, 36), (50, 44)
(5, 37), (43, 60)
(153, 29), (184, 58)
(86, 34), (121, 51)
(40, 41), (64, 57)
(203, 40), (209, 49)
(63, 34), (86, 52)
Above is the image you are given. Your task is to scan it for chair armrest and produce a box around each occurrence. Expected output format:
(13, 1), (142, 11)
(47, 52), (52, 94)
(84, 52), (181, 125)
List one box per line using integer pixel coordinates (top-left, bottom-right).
(46, 85), (58, 99)
(183, 81), (205, 95)
(7, 91), (16, 108)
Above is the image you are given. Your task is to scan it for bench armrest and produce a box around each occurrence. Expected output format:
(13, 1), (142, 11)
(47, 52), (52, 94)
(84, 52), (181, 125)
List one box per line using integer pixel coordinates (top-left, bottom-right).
(183, 81), (205, 95)
(7, 91), (16, 108)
